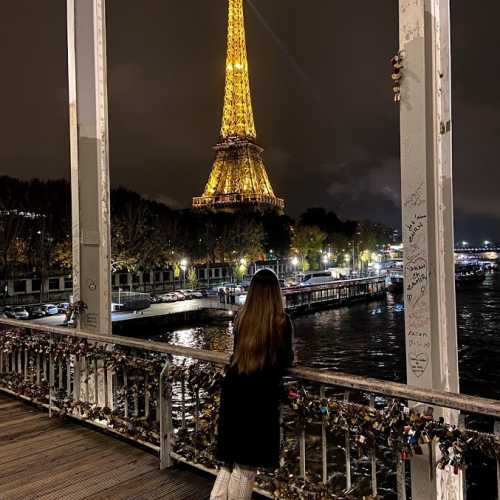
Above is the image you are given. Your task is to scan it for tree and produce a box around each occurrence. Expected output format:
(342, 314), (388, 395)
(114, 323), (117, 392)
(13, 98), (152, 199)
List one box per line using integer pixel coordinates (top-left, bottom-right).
(291, 225), (327, 271)
(187, 267), (198, 288)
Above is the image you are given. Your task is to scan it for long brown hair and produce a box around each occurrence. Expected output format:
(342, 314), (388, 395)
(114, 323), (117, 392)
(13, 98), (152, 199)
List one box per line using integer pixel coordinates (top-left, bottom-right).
(232, 269), (286, 374)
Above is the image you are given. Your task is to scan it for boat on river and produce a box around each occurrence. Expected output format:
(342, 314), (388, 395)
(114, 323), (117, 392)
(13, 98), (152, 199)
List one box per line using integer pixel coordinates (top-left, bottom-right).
(455, 263), (486, 286)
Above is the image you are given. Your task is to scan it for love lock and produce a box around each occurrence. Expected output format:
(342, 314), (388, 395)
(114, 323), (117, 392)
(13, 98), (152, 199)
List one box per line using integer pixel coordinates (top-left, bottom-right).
(391, 51), (405, 103)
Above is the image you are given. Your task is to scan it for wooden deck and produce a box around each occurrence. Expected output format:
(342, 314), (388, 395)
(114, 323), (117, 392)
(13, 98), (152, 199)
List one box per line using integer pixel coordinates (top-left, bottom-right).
(0, 393), (213, 500)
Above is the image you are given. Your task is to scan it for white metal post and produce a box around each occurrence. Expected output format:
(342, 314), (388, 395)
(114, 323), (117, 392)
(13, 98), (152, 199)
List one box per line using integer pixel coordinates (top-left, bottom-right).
(67, 0), (112, 335)
(399, 1), (461, 499)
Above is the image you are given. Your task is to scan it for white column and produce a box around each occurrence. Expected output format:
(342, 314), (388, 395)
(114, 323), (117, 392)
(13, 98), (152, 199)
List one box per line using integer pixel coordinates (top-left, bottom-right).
(399, 1), (461, 499)
(67, 0), (112, 335)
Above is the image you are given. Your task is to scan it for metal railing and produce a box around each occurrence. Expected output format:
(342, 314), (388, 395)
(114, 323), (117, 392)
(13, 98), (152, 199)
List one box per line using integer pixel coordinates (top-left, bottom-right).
(1, 317), (499, 499)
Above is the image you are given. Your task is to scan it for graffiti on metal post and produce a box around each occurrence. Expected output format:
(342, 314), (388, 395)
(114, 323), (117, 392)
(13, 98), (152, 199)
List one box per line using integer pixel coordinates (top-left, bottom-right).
(404, 183), (431, 379)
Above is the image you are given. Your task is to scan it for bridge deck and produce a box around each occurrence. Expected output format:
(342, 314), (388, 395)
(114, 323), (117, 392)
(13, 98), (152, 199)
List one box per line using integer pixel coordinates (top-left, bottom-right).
(0, 393), (212, 500)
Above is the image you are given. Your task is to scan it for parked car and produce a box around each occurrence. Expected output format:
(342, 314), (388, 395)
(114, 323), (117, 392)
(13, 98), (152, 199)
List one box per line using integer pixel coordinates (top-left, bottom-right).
(57, 303), (70, 314)
(5, 306), (30, 320)
(28, 306), (46, 319)
(150, 295), (162, 304)
(216, 283), (244, 294)
(161, 293), (178, 303)
(41, 304), (59, 316)
(189, 290), (204, 299)
(173, 291), (187, 301)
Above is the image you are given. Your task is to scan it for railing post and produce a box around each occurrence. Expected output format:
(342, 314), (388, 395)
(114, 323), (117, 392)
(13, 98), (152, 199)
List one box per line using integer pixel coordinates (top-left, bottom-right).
(159, 360), (174, 469)
(24, 348), (29, 380)
(181, 375), (187, 429)
(344, 390), (352, 492)
(144, 373), (149, 420)
(369, 395), (378, 498)
(320, 386), (328, 485)
(458, 414), (467, 500)
(66, 358), (72, 399)
(49, 334), (54, 418)
(397, 458), (407, 500)
(299, 425), (306, 478)
(123, 366), (129, 419)
(73, 355), (81, 407)
(495, 421), (500, 500)
(93, 357), (99, 405)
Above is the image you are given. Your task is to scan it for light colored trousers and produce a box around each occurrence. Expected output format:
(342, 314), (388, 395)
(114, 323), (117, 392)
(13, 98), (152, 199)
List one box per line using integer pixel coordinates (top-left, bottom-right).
(210, 464), (257, 500)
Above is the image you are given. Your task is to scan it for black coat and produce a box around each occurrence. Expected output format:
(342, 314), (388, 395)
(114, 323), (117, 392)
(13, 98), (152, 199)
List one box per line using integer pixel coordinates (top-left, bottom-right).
(215, 316), (294, 470)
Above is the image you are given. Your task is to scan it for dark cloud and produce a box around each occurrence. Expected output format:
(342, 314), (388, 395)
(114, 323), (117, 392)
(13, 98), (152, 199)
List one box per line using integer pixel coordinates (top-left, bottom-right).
(0, 0), (498, 242)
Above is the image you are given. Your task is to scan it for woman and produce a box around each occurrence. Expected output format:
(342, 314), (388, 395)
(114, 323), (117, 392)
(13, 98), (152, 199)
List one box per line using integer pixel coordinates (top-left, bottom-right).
(210, 269), (294, 500)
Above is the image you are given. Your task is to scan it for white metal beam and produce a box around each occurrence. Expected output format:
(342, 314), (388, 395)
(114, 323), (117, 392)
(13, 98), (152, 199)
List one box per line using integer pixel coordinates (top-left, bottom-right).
(67, 0), (112, 335)
(399, 0), (461, 498)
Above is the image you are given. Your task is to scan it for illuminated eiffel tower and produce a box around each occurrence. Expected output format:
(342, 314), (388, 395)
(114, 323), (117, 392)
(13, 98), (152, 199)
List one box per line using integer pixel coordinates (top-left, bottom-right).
(193, 0), (284, 212)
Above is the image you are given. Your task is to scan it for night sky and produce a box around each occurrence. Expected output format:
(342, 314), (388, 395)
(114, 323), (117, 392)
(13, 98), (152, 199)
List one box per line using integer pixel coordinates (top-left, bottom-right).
(1, 1), (499, 242)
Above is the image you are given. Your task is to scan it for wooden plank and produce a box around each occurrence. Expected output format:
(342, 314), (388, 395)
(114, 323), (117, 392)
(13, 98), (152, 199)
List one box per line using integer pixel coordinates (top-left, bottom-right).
(0, 418), (60, 443)
(2, 446), (143, 498)
(0, 414), (45, 430)
(0, 434), (112, 482)
(0, 427), (90, 462)
(0, 401), (24, 411)
(44, 459), (158, 500)
(0, 407), (33, 423)
(90, 468), (212, 500)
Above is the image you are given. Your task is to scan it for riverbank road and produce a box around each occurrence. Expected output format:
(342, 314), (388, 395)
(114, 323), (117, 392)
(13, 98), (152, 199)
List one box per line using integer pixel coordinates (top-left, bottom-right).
(25, 298), (225, 328)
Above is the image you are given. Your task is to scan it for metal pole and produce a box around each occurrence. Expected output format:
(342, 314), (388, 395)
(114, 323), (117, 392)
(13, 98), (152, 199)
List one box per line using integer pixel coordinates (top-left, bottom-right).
(399, 0), (461, 498)
(159, 360), (174, 469)
(67, 0), (112, 335)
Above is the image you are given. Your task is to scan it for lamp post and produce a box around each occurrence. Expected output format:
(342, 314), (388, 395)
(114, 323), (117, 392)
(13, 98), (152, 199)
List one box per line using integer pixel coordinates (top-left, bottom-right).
(322, 254), (328, 270)
(180, 258), (188, 289)
(344, 253), (351, 276)
(291, 256), (299, 282)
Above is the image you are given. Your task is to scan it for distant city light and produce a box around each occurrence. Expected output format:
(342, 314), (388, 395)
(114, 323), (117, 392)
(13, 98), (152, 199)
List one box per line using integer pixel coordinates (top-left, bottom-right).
(462, 241), (468, 247)
(484, 240), (491, 246)
(291, 256), (299, 267)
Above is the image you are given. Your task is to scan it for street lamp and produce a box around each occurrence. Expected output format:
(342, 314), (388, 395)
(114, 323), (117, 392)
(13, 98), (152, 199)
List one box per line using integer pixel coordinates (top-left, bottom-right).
(322, 254), (329, 269)
(291, 256), (299, 281)
(180, 258), (188, 289)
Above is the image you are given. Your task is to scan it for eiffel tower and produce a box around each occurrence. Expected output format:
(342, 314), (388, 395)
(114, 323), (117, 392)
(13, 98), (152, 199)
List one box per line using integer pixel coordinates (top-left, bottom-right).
(193, 0), (284, 212)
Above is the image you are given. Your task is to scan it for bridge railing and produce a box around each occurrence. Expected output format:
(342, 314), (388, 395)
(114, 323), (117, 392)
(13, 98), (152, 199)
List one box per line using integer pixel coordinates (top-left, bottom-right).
(1, 318), (499, 499)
